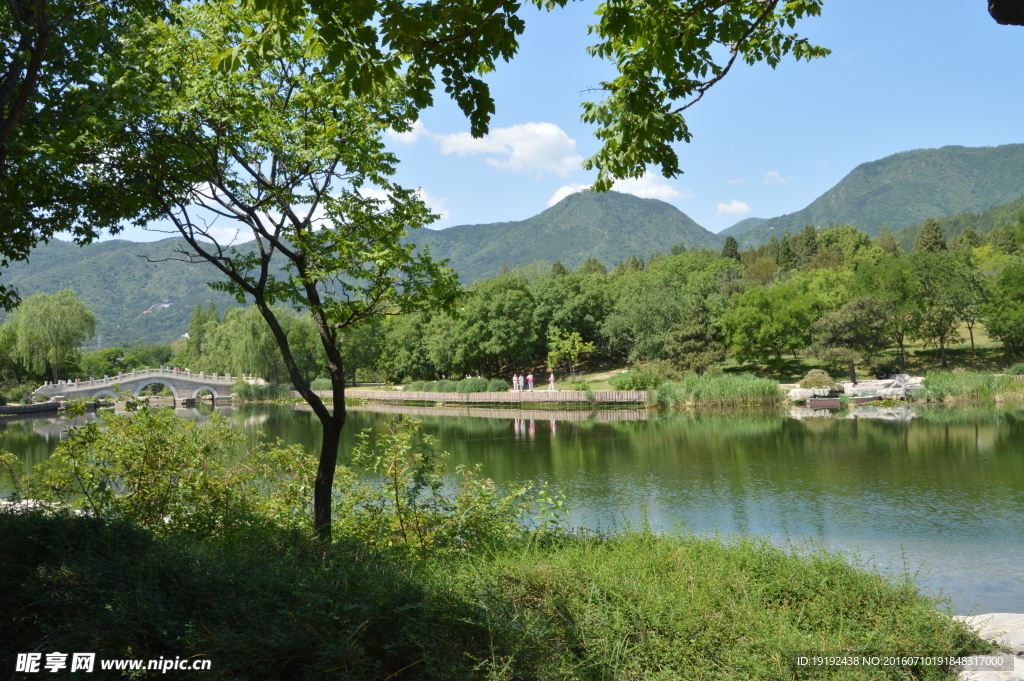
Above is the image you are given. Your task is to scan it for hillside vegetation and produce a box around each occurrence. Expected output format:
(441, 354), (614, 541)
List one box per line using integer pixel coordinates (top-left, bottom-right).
(0, 238), (235, 346)
(895, 194), (1024, 252)
(403, 190), (723, 283)
(736, 143), (1024, 247)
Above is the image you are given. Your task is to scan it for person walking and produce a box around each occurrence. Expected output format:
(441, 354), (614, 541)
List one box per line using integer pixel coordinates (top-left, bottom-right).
(527, 373), (534, 391)
(548, 372), (555, 391)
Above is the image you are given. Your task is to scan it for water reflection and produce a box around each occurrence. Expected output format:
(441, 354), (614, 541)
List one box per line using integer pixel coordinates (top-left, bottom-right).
(3, 403), (1023, 614)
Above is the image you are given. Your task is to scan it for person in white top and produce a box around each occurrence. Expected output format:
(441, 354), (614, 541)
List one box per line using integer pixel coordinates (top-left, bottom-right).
(548, 373), (555, 390)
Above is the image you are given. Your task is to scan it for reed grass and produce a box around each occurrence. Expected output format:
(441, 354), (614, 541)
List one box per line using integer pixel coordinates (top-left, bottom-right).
(917, 371), (1024, 402)
(658, 373), (782, 408)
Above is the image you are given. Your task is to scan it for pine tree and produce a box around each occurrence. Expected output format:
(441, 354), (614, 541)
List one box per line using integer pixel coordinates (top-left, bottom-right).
(722, 236), (740, 261)
(776, 234), (795, 271)
(206, 302), (219, 324)
(577, 258), (607, 275)
(914, 219), (946, 253)
(987, 224), (1018, 255)
(953, 227), (983, 250)
(876, 223), (900, 255)
(801, 224), (818, 258)
(187, 303), (206, 358)
(550, 261), (569, 277)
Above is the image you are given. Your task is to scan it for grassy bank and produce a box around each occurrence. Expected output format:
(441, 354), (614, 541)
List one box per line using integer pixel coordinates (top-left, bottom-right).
(657, 373), (782, 408)
(1, 511), (985, 680)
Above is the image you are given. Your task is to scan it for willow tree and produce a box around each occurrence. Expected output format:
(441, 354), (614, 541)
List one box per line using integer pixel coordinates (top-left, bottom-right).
(9, 290), (95, 382)
(118, 3), (461, 539)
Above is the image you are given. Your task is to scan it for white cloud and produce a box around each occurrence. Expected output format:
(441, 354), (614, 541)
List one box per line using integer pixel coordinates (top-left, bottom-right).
(717, 200), (751, 217)
(612, 173), (693, 201)
(435, 122), (583, 177)
(727, 178), (746, 185)
(547, 173), (692, 208)
(547, 183), (590, 207)
(385, 119), (429, 145)
(416, 188), (450, 223)
(764, 171), (794, 185)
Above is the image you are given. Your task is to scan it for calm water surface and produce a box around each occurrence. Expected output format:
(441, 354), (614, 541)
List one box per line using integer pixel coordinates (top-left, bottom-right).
(4, 403), (1023, 614)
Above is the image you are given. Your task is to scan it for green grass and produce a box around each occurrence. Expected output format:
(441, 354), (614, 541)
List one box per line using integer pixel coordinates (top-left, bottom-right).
(658, 373), (782, 408)
(1, 511), (987, 680)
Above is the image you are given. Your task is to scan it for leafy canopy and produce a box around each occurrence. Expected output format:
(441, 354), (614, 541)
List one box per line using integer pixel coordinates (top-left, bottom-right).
(239, 0), (828, 189)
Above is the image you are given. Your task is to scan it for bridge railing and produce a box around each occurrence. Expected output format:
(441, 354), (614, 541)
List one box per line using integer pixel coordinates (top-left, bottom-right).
(37, 367), (240, 392)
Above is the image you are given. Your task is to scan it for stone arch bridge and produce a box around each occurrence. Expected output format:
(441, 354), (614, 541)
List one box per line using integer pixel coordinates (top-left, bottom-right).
(34, 367), (239, 402)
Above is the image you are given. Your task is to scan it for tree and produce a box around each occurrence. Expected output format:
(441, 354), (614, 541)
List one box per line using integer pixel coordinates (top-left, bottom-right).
(239, 0), (828, 191)
(546, 328), (595, 381)
(578, 258), (608, 276)
(984, 262), (1024, 357)
(8, 290), (95, 382)
(120, 3), (461, 539)
(851, 256), (919, 367)
(722, 236), (740, 261)
(812, 298), (889, 382)
(952, 227), (983, 250)
(911, 251), (972, 367)
(550, 261), (569, 278)
(776, 233), (795, 270)
(914, 219), (946, 253)
(721, 282), (820, 370)
(876, 224), (900, 256)
(987, 223), (1018, 255)
(0, 0), (165, 309)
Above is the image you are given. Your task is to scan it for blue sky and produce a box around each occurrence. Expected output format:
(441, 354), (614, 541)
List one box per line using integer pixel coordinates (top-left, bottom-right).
(117, 0), (1024, 240)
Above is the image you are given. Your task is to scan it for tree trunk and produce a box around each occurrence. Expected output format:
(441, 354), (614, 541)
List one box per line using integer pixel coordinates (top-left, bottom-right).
(940, 337), (947, 367)
(968, 324), (976, 351)
(848, 358), (857, 384)
(314, 411), (345, 537)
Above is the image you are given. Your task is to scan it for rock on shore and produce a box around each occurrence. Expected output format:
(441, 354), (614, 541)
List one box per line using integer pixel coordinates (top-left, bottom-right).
(956, 613), (1024, 681)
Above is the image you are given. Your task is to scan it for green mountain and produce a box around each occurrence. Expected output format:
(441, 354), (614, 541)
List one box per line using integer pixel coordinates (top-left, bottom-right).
(0, 238), (235, 347)
(895, 194), (1024, 252)
(719, 217), (767, 237)
(735, 144), (1024, 248)
(404, 190), (723, 283)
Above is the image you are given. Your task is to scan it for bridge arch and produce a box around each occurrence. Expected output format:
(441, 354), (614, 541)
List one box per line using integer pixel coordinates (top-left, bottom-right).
(92, 389), (120, 400)
(133, 381), (179, 399)
(191, 386), (219, 399)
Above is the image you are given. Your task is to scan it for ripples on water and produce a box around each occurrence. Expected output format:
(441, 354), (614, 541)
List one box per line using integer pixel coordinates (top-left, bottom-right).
(3, 403), (1022, 614)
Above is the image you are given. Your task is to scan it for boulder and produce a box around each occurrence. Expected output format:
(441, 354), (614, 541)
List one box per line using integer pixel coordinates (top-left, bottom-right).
(957, 614), (1024, 655)
(788, 388), (816, 402)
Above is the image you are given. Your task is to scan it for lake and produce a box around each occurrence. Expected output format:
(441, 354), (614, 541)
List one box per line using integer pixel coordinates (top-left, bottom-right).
(4, 402), (1023, 614)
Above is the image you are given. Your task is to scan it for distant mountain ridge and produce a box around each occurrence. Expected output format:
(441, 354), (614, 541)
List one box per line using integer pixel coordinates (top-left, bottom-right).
(894, 194), (1024, 252)
(404, 190), (723, 283)
(735, 144), (1024, 248)
(719, 217), (767, 237)
(0, 238), (235, 347)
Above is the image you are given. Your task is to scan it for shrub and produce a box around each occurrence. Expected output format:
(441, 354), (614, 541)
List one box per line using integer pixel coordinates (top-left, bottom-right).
(1008, 363), (1024, 376)
(2, 406), (312, 537)
(455, 377), (489, 393)
(656, 381), (688, 407)
(435, 380), (458, 393)
(310, 377), (332, 391)
(608, 367), (664, 391)
(403, 380), (428, 392)
(487, 378), (509, 392)
(799, 369), (837, 389)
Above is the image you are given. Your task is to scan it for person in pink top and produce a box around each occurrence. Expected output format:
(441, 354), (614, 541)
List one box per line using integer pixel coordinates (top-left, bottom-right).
(548, 373), (555, 390)
(527, 373), (534, 391)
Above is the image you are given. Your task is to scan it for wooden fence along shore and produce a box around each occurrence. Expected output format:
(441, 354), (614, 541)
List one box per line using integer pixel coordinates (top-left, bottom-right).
(339, 403), (650, 421)
(293, 389), (650, 405)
